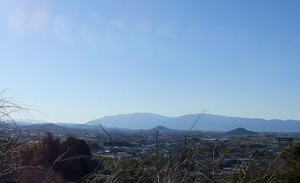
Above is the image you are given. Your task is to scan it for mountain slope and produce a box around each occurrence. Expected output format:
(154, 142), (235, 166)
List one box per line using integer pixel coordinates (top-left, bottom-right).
(86, 113), (172, 129)
(224, 127), (258, 136)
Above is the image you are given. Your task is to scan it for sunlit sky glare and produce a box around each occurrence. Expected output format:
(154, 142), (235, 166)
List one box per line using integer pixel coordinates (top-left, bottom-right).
(1, 0), (300, 123)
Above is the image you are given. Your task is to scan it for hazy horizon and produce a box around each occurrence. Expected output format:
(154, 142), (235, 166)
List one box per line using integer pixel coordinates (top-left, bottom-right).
(15, 112), (300, 124)
(1, 0), (300, 123)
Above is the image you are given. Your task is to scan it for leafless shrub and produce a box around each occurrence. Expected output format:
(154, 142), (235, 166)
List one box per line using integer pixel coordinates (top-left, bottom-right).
(0, 90), (50, 183)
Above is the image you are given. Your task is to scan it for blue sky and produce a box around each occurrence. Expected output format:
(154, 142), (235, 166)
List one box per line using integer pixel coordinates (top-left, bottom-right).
(0, 0), (300, 123)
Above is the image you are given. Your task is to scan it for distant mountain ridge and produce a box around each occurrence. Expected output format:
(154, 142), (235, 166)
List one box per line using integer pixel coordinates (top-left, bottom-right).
(85, 113), (300, 132)
(86, 113), (172, 129)
(13, 113), (300, 132)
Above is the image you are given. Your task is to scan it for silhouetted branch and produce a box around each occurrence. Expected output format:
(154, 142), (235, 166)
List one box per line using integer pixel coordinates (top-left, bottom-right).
(184, 111), (206, 147)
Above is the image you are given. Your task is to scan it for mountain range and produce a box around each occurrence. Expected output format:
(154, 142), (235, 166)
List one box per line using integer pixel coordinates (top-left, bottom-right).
(15, 113), (300, 132)
(85, 113), (300, 132)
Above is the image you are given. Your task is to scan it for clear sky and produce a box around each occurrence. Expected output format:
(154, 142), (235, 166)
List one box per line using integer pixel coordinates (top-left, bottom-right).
(0, 0), (300, 123)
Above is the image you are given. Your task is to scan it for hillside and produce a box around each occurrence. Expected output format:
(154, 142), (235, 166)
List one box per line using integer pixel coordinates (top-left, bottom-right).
(224, 127), (258, 136)
(151, 126), (175, 133)
(24, 123), (66, 131)
(86, 113), (172, 129)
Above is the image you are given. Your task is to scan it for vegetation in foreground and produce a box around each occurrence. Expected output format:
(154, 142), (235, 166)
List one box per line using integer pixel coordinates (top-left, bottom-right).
(1, 91), (300, 183)
(1, 128), (300, 183)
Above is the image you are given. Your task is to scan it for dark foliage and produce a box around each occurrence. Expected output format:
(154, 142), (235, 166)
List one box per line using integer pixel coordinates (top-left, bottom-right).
(14, 133), (98, 182)
(54, 137), (93, 181)
(279, 143), (300, 183)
